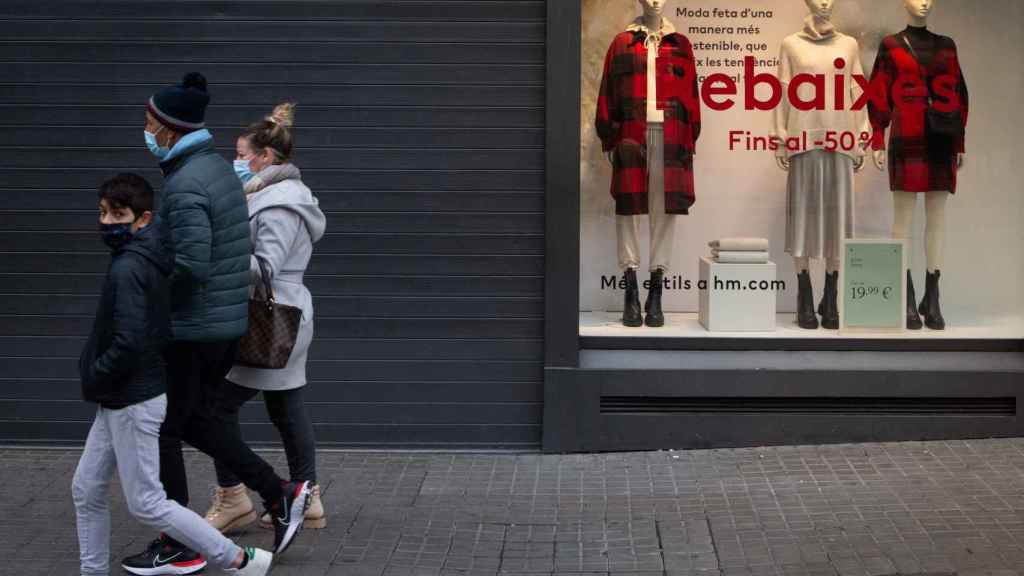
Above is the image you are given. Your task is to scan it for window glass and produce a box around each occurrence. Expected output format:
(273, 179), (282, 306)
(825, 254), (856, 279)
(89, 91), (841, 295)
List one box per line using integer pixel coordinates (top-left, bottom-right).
(580, 0), (1022, 340)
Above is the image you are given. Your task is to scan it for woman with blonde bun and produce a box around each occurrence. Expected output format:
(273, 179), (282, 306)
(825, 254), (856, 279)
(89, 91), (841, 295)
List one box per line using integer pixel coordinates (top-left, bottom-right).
(205, 102), (329, 534)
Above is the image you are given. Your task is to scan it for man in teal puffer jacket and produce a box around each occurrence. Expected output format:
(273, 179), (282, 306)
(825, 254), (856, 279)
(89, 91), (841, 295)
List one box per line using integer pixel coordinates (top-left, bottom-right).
(121, 73), (312, 576)
(156, 80), (251, 341)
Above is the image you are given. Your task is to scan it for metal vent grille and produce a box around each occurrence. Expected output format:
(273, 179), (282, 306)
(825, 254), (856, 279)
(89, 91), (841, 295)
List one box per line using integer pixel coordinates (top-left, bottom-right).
(600, 397), (1016, 416)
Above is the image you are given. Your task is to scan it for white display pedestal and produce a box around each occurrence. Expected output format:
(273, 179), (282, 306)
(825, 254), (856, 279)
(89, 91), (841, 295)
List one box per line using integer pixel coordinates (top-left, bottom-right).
(698, 256), (777, 332)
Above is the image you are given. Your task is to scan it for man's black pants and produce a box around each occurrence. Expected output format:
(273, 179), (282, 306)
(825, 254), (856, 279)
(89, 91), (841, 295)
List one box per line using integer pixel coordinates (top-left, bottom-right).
(158, 340), (282, 508)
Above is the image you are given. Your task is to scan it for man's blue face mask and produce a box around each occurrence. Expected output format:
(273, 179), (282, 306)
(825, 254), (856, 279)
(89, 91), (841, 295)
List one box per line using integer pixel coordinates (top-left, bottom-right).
(145, 126), (170, 159)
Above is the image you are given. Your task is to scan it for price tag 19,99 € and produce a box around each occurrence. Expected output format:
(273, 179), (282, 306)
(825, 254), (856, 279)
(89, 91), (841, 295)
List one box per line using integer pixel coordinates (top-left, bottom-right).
(840, 239), (907, 332)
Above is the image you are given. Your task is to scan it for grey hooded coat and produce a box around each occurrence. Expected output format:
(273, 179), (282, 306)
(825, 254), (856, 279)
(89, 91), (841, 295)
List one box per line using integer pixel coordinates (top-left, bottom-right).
(226, 165), (326, 391)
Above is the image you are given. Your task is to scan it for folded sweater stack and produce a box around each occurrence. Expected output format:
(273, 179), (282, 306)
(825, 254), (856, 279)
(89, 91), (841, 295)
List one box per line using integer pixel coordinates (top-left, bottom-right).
(708, 237), (770, 263)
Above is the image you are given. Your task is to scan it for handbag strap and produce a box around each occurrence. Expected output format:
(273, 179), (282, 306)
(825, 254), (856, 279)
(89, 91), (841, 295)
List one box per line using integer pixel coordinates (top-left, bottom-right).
(900, 33), (934, 105)
(254, 256), (276, 303)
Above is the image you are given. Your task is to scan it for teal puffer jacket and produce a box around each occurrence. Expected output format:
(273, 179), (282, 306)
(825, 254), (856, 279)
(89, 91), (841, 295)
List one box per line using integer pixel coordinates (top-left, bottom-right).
(158, 137), (250, 342)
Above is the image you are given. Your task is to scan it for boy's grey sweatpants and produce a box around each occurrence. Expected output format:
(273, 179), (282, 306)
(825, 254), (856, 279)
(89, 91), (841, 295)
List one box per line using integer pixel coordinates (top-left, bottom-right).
(72, 394), (241, 576)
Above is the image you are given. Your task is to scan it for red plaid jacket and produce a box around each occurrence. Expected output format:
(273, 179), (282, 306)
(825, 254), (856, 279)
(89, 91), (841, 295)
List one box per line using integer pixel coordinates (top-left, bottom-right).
(596, 28), (701, 215)
(868, 30), (969, 193)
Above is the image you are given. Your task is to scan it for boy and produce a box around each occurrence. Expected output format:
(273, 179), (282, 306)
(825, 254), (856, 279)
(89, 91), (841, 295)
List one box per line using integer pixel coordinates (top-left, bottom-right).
(73, 173), (273, 576)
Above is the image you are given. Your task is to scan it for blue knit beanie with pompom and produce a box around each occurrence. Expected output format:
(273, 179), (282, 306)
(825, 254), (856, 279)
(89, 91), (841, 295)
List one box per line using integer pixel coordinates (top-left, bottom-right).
(147, 72), (210, 133)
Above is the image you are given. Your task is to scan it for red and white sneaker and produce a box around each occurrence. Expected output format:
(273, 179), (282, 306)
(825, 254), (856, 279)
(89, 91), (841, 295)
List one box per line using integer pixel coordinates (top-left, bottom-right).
(121, 535), (206, 575)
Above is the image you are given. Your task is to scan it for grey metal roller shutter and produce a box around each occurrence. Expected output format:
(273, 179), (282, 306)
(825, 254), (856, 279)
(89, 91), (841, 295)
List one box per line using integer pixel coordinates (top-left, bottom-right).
(0, 0), (545, 448)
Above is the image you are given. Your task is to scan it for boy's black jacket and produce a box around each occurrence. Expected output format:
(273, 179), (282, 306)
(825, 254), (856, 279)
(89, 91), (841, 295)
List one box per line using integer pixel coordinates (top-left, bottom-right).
(80, 220), (173, 408)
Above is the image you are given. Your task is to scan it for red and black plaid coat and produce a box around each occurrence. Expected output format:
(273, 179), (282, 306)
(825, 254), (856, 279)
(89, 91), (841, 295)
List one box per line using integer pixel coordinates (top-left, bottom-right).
(868, 29), (969, 194)
(596, 30), (701, 215)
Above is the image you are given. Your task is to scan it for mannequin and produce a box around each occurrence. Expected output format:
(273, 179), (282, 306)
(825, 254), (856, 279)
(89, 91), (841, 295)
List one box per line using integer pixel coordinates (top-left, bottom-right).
(773, 0), (868, 330)
(868, 0), (969, 330)
(595, 0), (701, 327)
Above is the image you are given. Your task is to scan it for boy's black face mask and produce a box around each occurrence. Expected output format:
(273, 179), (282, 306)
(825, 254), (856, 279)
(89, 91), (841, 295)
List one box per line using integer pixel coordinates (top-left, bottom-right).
(99, 222), (133, 250)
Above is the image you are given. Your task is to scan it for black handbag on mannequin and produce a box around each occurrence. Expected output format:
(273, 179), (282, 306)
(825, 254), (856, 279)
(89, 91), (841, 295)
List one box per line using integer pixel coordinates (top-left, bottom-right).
(901, 33), (964, 138)
(235, 257), (301, 369)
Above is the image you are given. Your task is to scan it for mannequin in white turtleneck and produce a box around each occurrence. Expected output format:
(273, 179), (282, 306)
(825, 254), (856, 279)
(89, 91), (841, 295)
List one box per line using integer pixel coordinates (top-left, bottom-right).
(776, 0), (867, 175)
(773, 0), (868, 329)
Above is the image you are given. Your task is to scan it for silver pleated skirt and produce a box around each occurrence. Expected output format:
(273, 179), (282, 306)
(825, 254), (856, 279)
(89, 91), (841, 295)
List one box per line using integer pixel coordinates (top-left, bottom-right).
(785, 149), (855, 261)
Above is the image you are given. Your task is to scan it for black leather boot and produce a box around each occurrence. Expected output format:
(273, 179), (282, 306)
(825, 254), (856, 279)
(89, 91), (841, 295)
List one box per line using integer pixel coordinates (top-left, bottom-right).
(819, 271), (839, 330)
(816, 271), (829, 316)
(644, 269), (665, 327)
(905, 270), (923, 330)
(622, 269), (643, 327)
(919, 270), (946, 330)
(797, 270), (819, 330)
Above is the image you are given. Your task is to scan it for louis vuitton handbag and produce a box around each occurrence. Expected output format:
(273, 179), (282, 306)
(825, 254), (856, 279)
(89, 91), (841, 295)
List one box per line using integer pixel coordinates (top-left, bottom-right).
(235, 257), (301, 369)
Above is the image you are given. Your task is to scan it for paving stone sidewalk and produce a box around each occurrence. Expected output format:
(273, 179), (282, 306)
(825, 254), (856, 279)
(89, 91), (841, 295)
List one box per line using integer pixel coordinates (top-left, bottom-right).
(4, 440), (1024, 576)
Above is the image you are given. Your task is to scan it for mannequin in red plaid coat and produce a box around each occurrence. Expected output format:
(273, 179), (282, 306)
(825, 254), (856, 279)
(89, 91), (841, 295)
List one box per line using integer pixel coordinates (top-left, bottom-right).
(868, 0), (969, 331)
(595, 13), (701, 217)
(595, 0), (701, 328)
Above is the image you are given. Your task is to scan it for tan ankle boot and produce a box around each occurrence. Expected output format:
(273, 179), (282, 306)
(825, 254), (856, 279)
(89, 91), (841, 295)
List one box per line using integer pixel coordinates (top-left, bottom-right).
(260, 484), (326, 529)
(204, 483), (257, 533)
(304, 484), (326, 528)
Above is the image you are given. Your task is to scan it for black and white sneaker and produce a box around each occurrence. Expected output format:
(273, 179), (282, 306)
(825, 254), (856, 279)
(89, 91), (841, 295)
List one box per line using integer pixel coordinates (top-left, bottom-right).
(121, 534), (207, 575)
(270, 480), (312, 554)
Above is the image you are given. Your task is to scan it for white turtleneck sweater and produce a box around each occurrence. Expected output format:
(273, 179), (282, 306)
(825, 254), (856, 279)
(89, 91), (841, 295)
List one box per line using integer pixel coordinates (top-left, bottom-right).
(772, 15), (869, 160)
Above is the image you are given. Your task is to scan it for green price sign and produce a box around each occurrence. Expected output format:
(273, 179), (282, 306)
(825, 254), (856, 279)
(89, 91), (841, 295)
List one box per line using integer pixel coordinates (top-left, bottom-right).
(841, 240), (906, 331)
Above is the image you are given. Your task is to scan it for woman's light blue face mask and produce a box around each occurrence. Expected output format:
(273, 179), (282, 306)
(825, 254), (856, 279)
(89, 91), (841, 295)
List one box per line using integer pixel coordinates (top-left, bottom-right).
(144, 125), (170, 159)
(233, 159), (254, 183)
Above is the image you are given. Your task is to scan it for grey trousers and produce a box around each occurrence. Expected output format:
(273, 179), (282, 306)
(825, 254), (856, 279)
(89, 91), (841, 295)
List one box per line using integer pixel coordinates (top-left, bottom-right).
(72, 394), (241, 576)
(617, 123), (678, 272)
